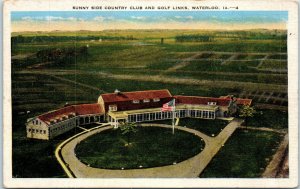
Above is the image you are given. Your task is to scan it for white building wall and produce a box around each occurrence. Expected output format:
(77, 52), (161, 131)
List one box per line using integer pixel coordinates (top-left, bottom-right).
(26, 118), (49, 140)
(49, 117), (77, 139)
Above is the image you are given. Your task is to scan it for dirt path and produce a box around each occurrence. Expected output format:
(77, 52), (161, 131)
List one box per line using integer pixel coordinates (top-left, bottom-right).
(239, 126), (287, 134)
(163, 52), (203, 74)
(58, 119), (243, 178)
(262, 134), (289, 178)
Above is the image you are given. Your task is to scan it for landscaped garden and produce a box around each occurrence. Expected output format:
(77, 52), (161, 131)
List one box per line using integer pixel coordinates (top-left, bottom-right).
(75, 126), (205, 169)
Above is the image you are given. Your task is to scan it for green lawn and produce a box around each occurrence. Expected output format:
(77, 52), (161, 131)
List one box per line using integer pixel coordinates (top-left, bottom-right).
(164, 71), (287, 85)
(259, 60), (287, 70)
(75, 127), (204, 169)
(178, 118), (229, 136)
(62, 74), (238, 98)
(200, 129), (283, 178)
(247, 109), (288, 129)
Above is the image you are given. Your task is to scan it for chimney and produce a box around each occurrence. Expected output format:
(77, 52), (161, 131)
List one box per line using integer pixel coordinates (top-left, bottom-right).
(114, 89), (121, 95)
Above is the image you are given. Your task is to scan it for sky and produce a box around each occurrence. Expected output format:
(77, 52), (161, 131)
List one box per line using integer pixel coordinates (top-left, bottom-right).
(11, 11), (288, 32)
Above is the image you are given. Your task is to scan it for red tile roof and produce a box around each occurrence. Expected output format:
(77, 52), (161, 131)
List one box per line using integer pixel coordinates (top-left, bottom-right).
(100, 89), (173, 112)
(235, 98), (252, 106)
(101, 89), (172, 103)
(38, 103), (104, 125)
(174, 95), (231, 106)
(219, 96), (252, 106)
(38, 105), (75, 123)
(74, 104), (104, 115)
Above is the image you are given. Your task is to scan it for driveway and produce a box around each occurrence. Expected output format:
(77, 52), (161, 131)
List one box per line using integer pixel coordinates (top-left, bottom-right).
(58, 119), (243, 178)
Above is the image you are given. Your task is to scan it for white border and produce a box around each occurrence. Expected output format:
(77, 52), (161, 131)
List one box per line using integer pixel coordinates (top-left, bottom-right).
(3, 0), (298, 188)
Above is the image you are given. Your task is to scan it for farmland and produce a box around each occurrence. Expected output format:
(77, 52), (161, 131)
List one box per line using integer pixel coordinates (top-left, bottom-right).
(11, 29), (288, 178)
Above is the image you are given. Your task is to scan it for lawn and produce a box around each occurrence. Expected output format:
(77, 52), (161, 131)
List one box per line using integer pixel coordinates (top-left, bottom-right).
(246, 109), (288, 129)
(75, 126), (204, 169)
(61, 74), (237, 97)
(178, 118), (229, 136)
(258, 60), (287, 70)
(200, 129), (283, 178)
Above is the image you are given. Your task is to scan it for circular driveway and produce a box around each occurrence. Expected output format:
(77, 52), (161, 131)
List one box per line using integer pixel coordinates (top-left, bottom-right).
(59, 119), (241, 178)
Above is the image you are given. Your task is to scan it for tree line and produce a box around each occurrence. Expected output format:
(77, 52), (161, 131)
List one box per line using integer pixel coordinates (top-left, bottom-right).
(11, 35), (136, 44)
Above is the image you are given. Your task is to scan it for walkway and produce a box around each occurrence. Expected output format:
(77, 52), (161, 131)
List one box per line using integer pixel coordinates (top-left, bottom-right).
(57, 119), (243, 178)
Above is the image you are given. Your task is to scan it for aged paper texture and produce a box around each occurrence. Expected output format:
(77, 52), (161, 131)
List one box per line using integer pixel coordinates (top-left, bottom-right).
(3, 0), (298, 188)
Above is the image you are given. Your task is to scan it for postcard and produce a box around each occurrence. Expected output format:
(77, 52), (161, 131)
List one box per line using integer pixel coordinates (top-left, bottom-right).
(3, 0), (298, 188)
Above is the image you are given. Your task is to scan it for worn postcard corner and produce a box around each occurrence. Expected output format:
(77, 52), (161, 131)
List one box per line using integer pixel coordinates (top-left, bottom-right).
(2, 0), (298, 188)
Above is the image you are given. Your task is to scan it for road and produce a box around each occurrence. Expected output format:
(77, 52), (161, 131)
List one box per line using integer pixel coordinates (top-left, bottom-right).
(57, 119), (243, 178)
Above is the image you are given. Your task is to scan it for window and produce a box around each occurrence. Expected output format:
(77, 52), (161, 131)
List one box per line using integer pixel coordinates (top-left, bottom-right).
(203, 111), (208, 118)
(208, 102), (217, 105)
(143, 99), (150, 103)
(43, 130), (46, 134)
(132, 100), (140, 104)
(36, 120), (39, 125)
(153, 98), (160, 102)
(28, 129), (31, 132)
(191, 110), (196, 117)
(109, 105), (117, 111)
(156, 112), (162, 120)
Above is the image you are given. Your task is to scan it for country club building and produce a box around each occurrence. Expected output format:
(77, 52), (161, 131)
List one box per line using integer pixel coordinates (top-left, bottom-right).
(26, 89), (252, 140)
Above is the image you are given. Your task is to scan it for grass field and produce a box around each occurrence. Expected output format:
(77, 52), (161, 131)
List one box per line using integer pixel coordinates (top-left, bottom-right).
(200, 129), (283, 178)
(11, 29), (288, 178)
(75, 127), (204, 169)
(178, 118), (228, 136)
(247, 109), (288, 129)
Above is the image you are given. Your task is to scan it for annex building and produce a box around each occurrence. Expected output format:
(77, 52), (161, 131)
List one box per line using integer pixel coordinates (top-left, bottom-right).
(26, 89), (252, 140)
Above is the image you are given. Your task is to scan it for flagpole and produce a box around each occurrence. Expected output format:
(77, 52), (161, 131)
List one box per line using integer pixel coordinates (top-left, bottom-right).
(172, 99), (175, 135)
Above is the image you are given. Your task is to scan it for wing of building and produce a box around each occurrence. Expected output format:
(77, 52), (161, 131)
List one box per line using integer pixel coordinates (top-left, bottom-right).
(26, 89), (252, 140)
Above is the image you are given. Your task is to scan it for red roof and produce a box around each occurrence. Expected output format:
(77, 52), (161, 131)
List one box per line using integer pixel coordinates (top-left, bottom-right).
(219, 96), (252, 106)
(74, 104), (104, 115)
(100, 89), (173, 112)
(235, 98), (252, 106)
(38, 103), (104, 125)
(174, 95), (231, 106)
(101, 89), (172, 103)
(38, 105), (75, 123)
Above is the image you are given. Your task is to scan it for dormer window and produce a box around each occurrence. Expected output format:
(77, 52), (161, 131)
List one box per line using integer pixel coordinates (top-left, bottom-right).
(132, 100), (140, 104)
(109, 105), (117, 111)
(208, 102), (217, 105)
(153, 98), (160, 102)
(143, 99), (150, 103)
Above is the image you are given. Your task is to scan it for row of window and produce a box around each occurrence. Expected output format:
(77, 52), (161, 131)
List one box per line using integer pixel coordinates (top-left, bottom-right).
(79, 115), (103, 124)
(132, 98), (160, 104)
(190, 110), (215, 119)
(51, 122), (75, 133)
(128, 111), (174, 122)
(32, 120), (41, 125)
(127, 109), (215, 122)
(28, 129), (46, 134)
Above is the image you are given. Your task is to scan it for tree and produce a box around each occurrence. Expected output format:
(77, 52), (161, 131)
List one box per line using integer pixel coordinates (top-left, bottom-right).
(239, 105), (256, 127)
(119, 122), (138, 147)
